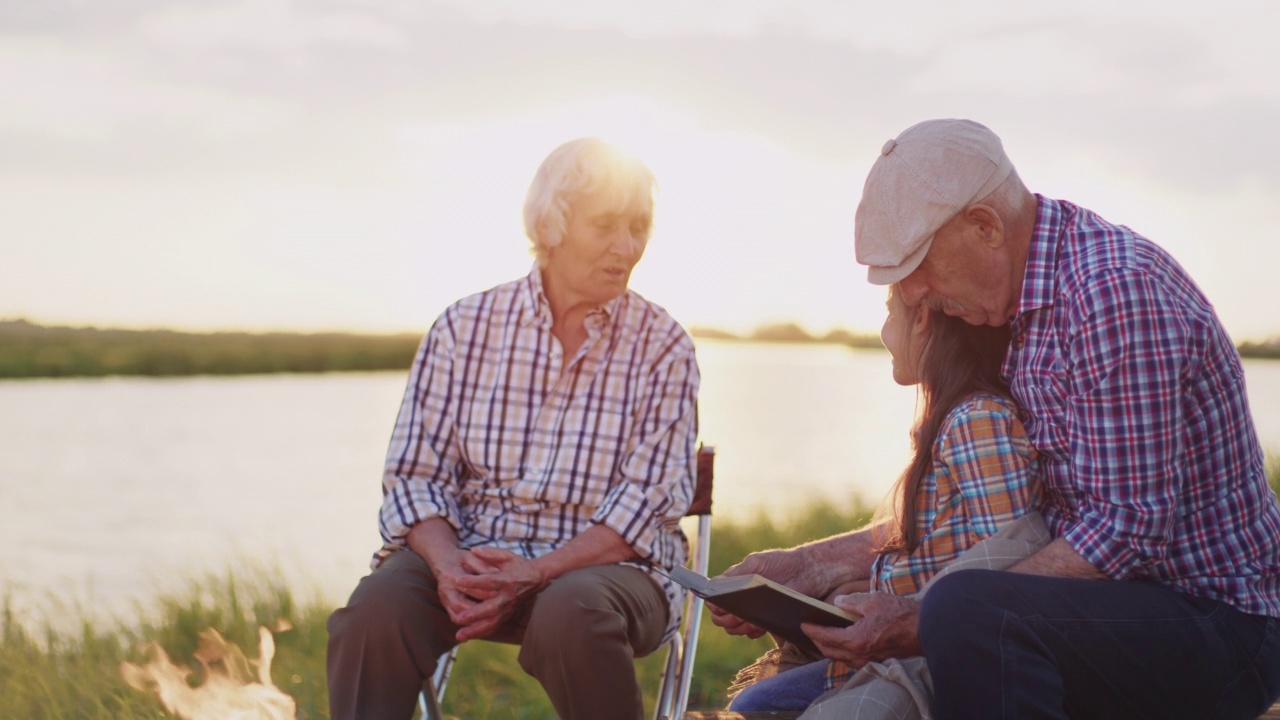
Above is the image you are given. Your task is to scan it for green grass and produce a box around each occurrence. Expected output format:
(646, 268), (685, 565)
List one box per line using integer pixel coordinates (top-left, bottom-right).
(432, 497), (880, 718)
(1, 561), (332, 719)
(10, 462), (1280, 719)
(0, 501), (872, 719)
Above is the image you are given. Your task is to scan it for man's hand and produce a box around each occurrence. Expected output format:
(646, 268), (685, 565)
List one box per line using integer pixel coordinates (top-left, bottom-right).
(721, 548), (814, 588)
(708, 548), (818, 639)
(803, 593), (922, 668)
(707, 603), (769, 639)
(451, 547), (550, 641)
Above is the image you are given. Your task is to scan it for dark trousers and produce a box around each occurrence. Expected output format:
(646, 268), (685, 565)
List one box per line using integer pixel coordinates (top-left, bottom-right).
(326, 549), (669, 720)
(920, 569), (1280, 720)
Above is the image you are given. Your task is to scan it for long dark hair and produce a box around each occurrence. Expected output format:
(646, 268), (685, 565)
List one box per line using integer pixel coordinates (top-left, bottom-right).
(877, 310), (1013, 554)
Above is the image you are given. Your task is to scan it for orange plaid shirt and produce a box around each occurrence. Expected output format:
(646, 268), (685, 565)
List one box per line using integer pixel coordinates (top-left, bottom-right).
(827, 392), (1041, 688)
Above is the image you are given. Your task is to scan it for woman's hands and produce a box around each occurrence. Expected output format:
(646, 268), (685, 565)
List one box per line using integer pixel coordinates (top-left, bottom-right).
(409, 518), (635, 642)
(408, 518), (545, 642)
(450, 548), (550, 641)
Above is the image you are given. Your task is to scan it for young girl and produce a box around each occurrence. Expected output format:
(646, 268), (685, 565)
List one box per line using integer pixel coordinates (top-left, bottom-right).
(722, 284), (1042, 714)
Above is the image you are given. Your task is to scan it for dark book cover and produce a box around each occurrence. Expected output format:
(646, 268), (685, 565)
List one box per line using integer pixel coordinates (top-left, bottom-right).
(664, 565), (858, 656)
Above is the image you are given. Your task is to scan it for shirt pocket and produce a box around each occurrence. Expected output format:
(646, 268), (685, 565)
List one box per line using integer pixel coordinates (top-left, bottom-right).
(1015, 375), (1069, 463)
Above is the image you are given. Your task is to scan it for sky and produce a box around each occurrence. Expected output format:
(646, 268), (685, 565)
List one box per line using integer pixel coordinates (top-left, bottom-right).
(3, 0), (1279, 340)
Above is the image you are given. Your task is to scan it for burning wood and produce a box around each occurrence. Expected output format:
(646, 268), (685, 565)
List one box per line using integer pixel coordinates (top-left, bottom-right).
(120, 623), (296, 720)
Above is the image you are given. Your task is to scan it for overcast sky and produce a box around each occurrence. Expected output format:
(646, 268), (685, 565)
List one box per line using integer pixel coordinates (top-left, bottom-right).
(3, 0), (1278, 339)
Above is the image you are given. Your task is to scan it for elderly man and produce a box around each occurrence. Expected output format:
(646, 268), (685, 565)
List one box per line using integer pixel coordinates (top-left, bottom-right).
(838, 119), (1280, 718)
(326, 137), (700, 720)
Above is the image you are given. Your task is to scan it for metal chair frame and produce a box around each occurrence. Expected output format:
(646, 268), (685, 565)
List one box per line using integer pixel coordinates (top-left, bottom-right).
(420, 444), (715, 720)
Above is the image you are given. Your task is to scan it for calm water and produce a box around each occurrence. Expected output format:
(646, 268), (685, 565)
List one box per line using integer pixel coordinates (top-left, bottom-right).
(3, 339), (1279, 623)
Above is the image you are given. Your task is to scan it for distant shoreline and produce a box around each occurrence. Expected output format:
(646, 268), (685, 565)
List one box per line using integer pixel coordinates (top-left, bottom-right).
(2, 318), (1277, 379)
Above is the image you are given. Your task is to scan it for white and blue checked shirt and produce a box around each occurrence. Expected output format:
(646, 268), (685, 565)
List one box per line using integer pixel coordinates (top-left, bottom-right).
(375, 266), (701, 638)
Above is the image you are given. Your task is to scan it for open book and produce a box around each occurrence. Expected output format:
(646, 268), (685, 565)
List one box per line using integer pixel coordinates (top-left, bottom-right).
(662, 565), (858, 656)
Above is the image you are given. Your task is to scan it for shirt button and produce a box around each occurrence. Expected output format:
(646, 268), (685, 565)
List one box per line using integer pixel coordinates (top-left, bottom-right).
(1012, 333), (1026, 349)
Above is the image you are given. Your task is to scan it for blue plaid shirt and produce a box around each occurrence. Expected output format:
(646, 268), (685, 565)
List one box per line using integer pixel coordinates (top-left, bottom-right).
(1005, 196), (1280, 617)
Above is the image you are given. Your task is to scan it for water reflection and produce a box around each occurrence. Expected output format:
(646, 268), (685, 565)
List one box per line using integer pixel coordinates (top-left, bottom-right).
(1, 339), (1277, 621)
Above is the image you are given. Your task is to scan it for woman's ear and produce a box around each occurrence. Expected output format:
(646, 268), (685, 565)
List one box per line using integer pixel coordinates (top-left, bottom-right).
(912, 304), (930, 335)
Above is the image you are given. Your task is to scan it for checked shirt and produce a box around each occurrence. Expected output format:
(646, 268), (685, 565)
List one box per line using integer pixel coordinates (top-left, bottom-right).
(827, 392), (1040, 688)
(375, 266), (700, 639)
(1005, 195), (1280, 616)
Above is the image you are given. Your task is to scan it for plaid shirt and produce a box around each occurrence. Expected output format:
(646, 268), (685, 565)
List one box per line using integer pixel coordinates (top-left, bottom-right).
(827, 392), (1040, 688)
(375, 266), (700, 638)
(869, 393), (1040, 596)
(1005, 196), (1280, 616)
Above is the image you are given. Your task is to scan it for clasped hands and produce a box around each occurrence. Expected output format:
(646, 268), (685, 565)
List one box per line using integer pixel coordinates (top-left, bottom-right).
(436, 546), (549, 642)
(707, 549), (923, 668)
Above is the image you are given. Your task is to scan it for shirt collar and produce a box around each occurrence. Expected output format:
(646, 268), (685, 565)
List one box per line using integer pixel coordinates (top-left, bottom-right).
(518, 263), (625, 329)
(1013, 194), (1065, 321)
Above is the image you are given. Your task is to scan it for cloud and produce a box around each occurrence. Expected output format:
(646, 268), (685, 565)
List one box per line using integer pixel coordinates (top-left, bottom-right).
(137, 0), (409, 53)
(4, 0), (1276, 193)
(1, 0), (1277, 336)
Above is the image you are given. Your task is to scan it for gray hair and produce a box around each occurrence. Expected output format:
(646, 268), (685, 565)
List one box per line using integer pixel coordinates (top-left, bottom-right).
(975, 167), (1032, 223)
(522, 138), (657, 265)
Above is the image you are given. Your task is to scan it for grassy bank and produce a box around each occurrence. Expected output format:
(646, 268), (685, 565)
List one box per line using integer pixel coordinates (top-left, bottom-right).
(1, 565), (333, 719)
(6, 461), (1279, 719)
(0, 501), (874, 719)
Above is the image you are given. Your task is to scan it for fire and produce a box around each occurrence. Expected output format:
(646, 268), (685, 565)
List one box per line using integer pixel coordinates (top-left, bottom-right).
(120, 622), (297, 720)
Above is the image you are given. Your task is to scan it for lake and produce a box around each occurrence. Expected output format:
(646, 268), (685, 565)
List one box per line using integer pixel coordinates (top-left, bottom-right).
(3, 339), (1279, 625)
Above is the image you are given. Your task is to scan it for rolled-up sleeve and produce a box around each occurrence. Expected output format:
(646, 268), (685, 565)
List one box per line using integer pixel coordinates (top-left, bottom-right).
(377, 315), (464, 557)
(593, 331), (699, 565)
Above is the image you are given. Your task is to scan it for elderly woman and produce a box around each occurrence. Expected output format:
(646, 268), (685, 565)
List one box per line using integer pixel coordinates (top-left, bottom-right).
(326, 138), (701, 720)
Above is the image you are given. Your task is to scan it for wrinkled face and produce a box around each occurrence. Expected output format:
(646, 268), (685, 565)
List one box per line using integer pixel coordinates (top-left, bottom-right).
(880, 285), (924, 386)
(542, 187), (651, 309)
(896, 210), (1014, 327)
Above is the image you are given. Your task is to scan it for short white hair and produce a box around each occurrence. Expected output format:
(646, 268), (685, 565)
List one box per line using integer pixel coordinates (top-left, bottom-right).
(522, 138), (657, 265)
(976, 167), (1032, 221)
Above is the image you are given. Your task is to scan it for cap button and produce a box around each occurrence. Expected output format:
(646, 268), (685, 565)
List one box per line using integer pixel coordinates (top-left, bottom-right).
(881, 139), (897, 156)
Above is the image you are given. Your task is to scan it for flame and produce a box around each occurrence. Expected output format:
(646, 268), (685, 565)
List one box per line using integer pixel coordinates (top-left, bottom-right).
(120, 622), (297, 720)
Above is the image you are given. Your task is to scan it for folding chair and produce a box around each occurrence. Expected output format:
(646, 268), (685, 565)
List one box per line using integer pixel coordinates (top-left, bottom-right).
(420, 444), (716, 720)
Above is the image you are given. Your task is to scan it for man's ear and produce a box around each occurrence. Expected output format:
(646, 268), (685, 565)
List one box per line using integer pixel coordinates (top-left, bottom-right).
(965, 204), (1005, 247)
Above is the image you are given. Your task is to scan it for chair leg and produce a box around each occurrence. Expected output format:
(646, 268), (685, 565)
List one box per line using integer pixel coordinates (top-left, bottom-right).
(419, 676), (445, 720)
(654, 634), (682, 720)
(672, 597), (705, 719)
(418, 648), (456, 720)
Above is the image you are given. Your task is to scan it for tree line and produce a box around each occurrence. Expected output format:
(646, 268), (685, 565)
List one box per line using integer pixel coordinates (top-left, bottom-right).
(1, 318), (1275, 379)
(0, 319), (422, 378)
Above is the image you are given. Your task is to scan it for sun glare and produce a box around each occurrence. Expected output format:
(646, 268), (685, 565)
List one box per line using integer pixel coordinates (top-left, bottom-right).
(406, 92), (879, 336)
